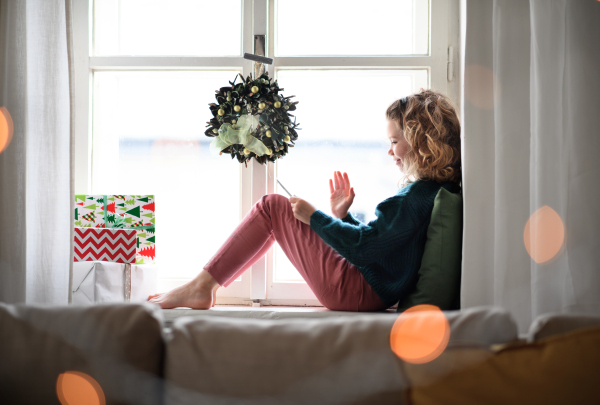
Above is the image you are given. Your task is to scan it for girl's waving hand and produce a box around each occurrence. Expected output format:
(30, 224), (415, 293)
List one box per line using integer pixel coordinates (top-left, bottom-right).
(329, 171), (355, 219)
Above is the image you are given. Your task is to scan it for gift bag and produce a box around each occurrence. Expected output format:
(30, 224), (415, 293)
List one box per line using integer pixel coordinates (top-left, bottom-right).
(72, 261), (158, 305)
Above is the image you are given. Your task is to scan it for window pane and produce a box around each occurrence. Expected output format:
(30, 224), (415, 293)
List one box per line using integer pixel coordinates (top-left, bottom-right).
(93, 0), (242, 56)
(273, 69), (428, 283)
(276, 0), (429, 56)
(92, 70), (241, 288)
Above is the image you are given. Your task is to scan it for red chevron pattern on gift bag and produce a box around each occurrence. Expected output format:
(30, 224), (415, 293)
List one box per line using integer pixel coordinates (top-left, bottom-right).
(74, 227), (137, 263)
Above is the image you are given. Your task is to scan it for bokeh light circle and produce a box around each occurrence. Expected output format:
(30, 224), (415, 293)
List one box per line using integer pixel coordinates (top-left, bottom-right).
(464, 65), (500, 110)
(56, 371), (105, 405)
(0, 106), (14, 154)
(390, 304), (450, 364)
(524, 205), (565, 264)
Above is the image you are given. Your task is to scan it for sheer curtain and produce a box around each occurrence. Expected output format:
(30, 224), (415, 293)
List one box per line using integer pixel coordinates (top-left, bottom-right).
(0, 0), (74, 304)
(461, 0), (600, 332)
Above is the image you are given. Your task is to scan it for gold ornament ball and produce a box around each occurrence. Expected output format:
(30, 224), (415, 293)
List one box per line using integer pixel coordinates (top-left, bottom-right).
(217, 109), (225, 116)
(251, 86), (259, 93)
(265, 130), (272, 137)
(284, 135), (291, 143)
(258, 102), (266, 110)
(267, 148), (273, 155)
(244, 148), (251, 155)
(274, 101), (282, 108)
(233, 105), (241, 112)
(226, 96), (232, 101)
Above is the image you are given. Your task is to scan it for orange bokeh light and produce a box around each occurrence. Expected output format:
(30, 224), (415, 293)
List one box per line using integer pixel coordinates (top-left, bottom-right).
(390, 304), (450, 364)
(524, 205), (565, 264)
(0, 106), (14, 154)
(464, 65), (500, 110)
(56, 371), (105, 405)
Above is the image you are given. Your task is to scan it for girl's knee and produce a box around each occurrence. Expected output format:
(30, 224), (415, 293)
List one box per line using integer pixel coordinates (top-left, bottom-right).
(262, 193), (289, 209)
(257, 194), (292, 219)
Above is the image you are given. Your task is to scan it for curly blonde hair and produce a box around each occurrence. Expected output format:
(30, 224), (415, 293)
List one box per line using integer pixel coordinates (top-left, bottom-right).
(386, 89), (462, 187)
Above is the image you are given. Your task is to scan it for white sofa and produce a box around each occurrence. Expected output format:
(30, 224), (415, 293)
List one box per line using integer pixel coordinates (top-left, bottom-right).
(1, 302), (598, 404)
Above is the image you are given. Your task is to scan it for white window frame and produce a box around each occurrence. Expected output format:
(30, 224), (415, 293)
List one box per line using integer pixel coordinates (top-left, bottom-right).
(72, 0), (453, 307)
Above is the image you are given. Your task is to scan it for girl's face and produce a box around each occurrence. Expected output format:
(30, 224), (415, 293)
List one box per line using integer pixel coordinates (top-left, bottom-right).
(387, 120), (410, 169)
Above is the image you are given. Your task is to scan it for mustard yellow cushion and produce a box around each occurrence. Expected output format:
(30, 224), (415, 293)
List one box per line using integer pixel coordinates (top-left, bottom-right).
(408, 326), (600, 404)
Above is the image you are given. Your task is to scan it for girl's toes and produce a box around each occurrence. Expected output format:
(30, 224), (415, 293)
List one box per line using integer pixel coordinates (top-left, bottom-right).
(148, 294), (162, 303)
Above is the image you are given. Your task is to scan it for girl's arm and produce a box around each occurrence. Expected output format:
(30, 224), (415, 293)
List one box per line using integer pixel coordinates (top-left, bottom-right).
(309, 199), (411, 267)
(340, 212), (362, 226)
(310, 181), (437, 268)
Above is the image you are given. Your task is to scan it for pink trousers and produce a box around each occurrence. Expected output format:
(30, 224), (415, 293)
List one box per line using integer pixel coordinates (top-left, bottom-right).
(204, 194), (387, 312)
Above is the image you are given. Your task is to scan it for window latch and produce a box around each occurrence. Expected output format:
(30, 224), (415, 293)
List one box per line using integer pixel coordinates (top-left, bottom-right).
(447, 45), (455, 82)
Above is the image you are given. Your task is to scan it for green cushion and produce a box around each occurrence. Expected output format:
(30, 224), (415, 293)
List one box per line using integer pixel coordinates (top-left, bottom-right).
(397, 186), (463, 312)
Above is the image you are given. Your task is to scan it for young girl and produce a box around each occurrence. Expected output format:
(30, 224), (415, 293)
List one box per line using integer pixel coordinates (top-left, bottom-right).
(149, 89), (462, 311)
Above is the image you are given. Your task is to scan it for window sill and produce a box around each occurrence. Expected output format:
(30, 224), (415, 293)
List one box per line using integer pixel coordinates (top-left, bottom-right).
(162, 305), (397, 327)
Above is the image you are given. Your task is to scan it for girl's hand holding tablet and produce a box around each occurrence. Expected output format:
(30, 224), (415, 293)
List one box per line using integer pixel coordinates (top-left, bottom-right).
(329, 171), (355, 219)
(290, 196), (317, 225)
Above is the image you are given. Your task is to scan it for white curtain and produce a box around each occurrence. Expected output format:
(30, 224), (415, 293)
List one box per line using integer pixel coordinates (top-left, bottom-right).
(462, 0), (600, 332)
(0, 0), (74, 304)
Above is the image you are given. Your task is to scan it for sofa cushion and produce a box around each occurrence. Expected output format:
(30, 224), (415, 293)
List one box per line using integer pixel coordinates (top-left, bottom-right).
(398, 186), (463, 312)
(164, 306), (517, 404)
(0, 302), (165, 405)
(407, 326), (600, 405)
(528, 312), (600, 342)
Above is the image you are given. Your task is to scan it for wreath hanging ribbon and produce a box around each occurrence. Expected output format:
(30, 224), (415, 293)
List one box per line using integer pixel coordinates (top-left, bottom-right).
(209, 115), (270, 157)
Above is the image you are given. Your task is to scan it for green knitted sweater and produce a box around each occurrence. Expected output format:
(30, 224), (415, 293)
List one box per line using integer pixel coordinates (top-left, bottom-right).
(310, 180), (457, 308)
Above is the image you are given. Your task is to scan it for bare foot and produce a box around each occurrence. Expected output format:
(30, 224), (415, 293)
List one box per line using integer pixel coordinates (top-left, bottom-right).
(148, 270), (219, 309)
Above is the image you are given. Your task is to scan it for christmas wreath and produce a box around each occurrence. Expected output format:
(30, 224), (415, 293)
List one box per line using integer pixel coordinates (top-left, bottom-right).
(205, 72), (300, 165)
